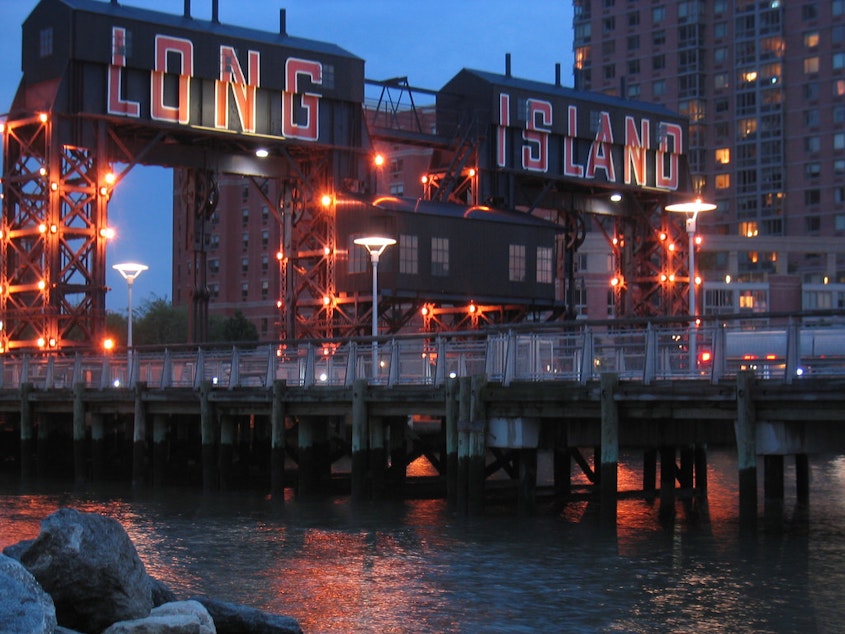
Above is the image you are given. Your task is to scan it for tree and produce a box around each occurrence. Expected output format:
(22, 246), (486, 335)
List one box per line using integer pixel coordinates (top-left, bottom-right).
(220, 310), (259, 343)
(132, 295), (189, 345)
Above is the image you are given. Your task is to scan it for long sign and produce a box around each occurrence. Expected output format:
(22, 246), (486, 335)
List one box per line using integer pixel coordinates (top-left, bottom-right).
(22, 2), (364, 146)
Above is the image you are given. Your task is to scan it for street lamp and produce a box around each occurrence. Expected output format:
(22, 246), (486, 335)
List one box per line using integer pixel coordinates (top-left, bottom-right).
(354, 236), (396, 379)
(113, 262), (148, 348)
(665, 198), (716, 374)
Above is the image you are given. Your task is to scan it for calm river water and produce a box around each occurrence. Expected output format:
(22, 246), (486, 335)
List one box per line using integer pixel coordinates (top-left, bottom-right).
(3, 449), (845, 633)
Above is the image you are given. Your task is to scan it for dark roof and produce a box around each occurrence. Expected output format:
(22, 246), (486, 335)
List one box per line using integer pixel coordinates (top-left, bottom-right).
(47, 0), (360, 59)
(449, 68), (682, 120)
(366, 195), (562, 230)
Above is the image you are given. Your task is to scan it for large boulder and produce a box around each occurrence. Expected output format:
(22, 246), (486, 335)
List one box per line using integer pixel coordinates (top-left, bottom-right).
(193, 596), (303, 634)
(102, 600), (215, 634)
(0, 554), (57, 634)
(18, 507), (154, 633)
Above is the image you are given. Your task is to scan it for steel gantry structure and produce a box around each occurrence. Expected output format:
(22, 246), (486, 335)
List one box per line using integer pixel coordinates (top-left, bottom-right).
(2, 0), (695, 351)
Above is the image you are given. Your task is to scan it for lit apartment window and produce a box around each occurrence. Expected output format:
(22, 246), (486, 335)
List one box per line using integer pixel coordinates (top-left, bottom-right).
(509, 244), (526, 282)
(431, 237), (449, 276)
(804, 31), (820, 48)
(536, 247), (553, 284)
(715, 174), (731, 189)
(399, 234), (418, 274)
(715, 148), (730, 164)
(804, 57), (820, 74)
(739, 221), (758, 238)
(836, 81), (845, 97)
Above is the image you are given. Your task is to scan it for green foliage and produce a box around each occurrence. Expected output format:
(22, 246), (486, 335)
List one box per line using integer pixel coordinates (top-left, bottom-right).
(132, 295), (188, 345)
(105, 312), (128, 347)
(220, 310), (259, 342)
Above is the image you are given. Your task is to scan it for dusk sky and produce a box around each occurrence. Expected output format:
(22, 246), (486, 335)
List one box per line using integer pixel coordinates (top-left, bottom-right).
(0, 0), (574, 314)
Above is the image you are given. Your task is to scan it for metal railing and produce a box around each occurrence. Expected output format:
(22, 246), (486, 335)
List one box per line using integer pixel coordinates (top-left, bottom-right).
(3, 314), (845, 391)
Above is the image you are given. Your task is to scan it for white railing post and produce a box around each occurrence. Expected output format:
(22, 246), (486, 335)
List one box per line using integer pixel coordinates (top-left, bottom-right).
(193, 348), (205, 390)
(643, 322), (656, 385)
(303, 344), (315, 387)
(161, 349), (172, 388)
(434, 337), (446, 386)
(265, 346), (276, 388)
(579, 327), (594, 384)
(229, 346), (240, 389)
(344, 341), (358, 387)
(388, 340), (399, 386)
(785, 318), (800, 384)
(710, 323), (726, 384)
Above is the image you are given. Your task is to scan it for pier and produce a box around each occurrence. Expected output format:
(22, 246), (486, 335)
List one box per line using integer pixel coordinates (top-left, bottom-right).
(2, 313), (845, 528)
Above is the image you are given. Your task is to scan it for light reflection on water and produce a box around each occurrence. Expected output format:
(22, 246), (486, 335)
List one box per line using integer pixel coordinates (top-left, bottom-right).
(2, 449), (845, 633)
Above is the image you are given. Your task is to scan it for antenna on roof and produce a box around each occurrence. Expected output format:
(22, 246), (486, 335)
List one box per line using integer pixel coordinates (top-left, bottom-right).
(183, 0), (191, 18)
(505, 53), (511, 78)
(280, 9), (287, 36)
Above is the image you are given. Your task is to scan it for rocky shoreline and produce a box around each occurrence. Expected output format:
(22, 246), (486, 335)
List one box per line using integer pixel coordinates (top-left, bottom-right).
(1, 507), (302, 633)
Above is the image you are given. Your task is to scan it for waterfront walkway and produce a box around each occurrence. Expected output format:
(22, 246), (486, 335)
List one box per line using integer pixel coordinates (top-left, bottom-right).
(1, 312), (844, 527)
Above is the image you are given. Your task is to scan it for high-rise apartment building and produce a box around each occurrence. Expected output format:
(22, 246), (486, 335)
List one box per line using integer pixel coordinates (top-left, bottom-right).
(573, 0), (845, 315)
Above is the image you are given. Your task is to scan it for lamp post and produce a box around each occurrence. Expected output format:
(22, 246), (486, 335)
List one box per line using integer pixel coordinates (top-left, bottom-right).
(113, 262), (148, 349)
(354, 236), (396, 379)
(665, 198), (716, 374)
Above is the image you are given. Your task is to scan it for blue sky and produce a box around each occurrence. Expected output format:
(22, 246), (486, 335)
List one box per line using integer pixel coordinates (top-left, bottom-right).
(0, 0), (574, 313)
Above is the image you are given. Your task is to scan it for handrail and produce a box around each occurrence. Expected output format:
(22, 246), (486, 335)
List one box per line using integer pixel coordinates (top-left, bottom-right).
(2, 313), (844, 391)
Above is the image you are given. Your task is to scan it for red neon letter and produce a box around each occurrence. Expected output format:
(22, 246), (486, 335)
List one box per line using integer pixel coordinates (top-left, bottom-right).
(656, 122), (682, 190)
(282, 58), (322, 141)
(563, 105), (584, 178)
(585, 111), (616, 182)
(522, 99), (552, 172)
(215, 46), (259, 133)
(107, 27), (140, 117)
(151, 35), (193, 125)
(624, 116), (649, 187)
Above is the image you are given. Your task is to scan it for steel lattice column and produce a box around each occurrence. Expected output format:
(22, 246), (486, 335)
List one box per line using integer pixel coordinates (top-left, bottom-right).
(2, 114), (111, 351)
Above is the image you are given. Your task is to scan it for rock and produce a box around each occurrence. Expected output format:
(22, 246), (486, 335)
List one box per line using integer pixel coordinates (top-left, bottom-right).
(19, 507), (154, 633)
(193, 596), (303, 634)
(149, 576), (179, 606)
(0, 554), (57, 634)
(102, 600), (216, 634)
(2, 538), (35, 561)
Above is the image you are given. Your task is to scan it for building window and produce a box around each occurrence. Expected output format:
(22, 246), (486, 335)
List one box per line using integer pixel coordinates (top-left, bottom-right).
(806, 136), (821, 153)
(652, 29), (666, 47)
(805, 189), (821, 205)
(241, 257), (249, 274)
(348, 236), (368, 274)
(261, 205), (269, 224)
(536, 247), (553, 284)
(261, 280), (269, 300)
(715, 148), (730, 165)
(399, 234), (418, 274)
(389, 183), (404, 195)
(209, 259), (220, 274)
(739, 222), (758, 238)
(603, 17), (615, 33)
(652, 6), (665, 23)
(431, 237), (449, 276)
(210, 284), (219, 299)
(242, 208), (249, 225)
(261, 230), (269, 248)
(509, 244), (526, 282)
(241, 283), (249, 301)
(804, 57), (820, 74)
(241, 185), (249, 202)
(806, 216), (821, 233)
(261, 254), (269, 274)
(804, 31), (820, 49)
(39, 28), (53, 57)
(652, 55), (665, 71)
(210, 234), (220, 249)
(835, 214), (845, 231)
(802, 5), (819, 21)
(627, 35), (640, 51)
(242, 232), (249, 250)
(805, 163), (821, 178)
(715, 174), (731, 189)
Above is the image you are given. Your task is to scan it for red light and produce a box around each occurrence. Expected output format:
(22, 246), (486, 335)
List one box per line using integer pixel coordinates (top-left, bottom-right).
(700, 351), (712, 363)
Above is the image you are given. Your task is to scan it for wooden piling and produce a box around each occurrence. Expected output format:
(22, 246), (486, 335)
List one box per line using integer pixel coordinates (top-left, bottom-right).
(19, 383), (33, 479)
(199, 381), (216, 492)
(735, 370), (758, 531)
(351, 378), (369, 500)
(518, 448), (537, 515)
(764, 454), (784, 501)
(659, 446), (676, 522)
(270, 380), (287, 499)
(133, 382), (147, 488)
(387, 417), (407, 497)
(468, 375), (487, 516)
(553, 426), (571, 500)
(600, 373), (619, 522)
(152, 414), (167, 486)
(90, 413), (104, 481)
(445, 377), (459, 509)
(795, 453), (810, 506)
(219, 414), (234, 491)
(73, 383), (86, 485)
(643, 448), (657, 500)
(694, 443), (708, 499)
(370, 417), (386, 499)
(456, 377), (471, 514)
